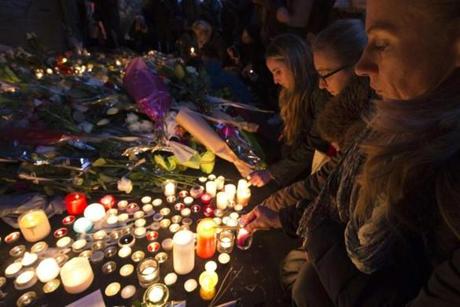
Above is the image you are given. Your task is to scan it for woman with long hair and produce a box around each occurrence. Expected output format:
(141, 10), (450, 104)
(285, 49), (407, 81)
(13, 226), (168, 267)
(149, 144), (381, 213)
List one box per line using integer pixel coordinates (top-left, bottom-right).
(248, 33), (330, 188)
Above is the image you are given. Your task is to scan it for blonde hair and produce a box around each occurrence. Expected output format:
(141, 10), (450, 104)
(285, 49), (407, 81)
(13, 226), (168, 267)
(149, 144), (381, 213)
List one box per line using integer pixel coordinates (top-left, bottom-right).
(266, 34), (316, 145)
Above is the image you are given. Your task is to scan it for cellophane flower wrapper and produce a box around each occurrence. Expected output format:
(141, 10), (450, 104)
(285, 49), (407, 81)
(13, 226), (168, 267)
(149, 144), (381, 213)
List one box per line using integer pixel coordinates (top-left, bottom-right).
(123, 57), (172, 122)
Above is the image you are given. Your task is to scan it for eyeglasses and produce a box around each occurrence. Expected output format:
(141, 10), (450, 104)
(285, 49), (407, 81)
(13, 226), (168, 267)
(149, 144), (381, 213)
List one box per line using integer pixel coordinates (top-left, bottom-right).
(318, 65), (351, 83)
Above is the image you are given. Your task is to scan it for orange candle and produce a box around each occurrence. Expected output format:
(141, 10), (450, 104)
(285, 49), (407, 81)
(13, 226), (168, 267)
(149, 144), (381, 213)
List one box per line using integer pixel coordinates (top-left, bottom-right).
(196, 218), (216, 259)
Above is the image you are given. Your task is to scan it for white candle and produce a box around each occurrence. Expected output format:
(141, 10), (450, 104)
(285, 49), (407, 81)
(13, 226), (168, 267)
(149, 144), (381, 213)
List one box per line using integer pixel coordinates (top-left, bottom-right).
(36, 258), (60, 283)
(216, 192), (228, 210)
(107, 215), (118, 225)
(173, 230), (195, 275)
(21, 252), (38, 267)
(163, 180), (176, 197)
(84, 203), (106, 222)
(215, 176), (225, 190)
(224, 184), (236, 202)
(237, 188), (251, 207)
(184, 196), (194, 206)
(205, 181), (217, 198)
(60, 257), (94, 294)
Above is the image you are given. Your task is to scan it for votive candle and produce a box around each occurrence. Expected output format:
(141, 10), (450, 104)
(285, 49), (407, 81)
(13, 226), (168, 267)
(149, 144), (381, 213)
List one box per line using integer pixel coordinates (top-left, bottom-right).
(60, 257), (94, 294)
(199, 270), (218, 300)
(65, 192), (87, 215)
(18, 209), (51, 242)
(197, 218), (217, 259)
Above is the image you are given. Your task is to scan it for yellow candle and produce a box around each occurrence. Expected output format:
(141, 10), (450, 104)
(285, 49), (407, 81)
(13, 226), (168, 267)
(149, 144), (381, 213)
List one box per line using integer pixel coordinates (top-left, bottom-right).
(18, 209), (51, 242)
(199, 271), (218, 300)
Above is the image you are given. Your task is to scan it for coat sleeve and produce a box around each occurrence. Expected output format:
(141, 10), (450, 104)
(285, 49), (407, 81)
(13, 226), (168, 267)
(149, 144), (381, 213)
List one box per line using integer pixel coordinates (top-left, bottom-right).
(305, 219), (427, 307)
(262, 154), (340, 212)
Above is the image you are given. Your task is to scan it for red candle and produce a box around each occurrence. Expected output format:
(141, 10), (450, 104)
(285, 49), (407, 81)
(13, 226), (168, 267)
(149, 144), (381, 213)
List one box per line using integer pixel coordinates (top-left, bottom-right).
(196, 218), (216, 259)
(99, 195), (116, 210)
(65, 192), (87, 215)
(203, 205), (214, 217)
(200, 193), (212, 206)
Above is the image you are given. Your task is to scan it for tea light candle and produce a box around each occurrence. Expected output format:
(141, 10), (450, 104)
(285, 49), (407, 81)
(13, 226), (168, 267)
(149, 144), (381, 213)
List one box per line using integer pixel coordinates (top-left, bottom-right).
(118, 246), (132, 258)
(15, 270), (37, 290)
(160, 208), (171, 216)
(199, 270), (218, 300)
(84, 203), (106, 222)
(144, 283), (169, 305)
(65, 192), (87, 215)
(142, 204), (153, 213)
(166, 195), (177, 203)
(171, 215), (182, 224)
(134, 211), (145, 219)
(36, 258), (60, 283)
(118, 200), (128, 210)
(56, 236), (73, 248)
(31, 241), (48, 254)
(224, 184), (236, 202)
(180, 208), (191, 217)
(118, 213), (129, 223)
(178, 190), (189, 198)
(216, 192), (228, 210)
(197, 218), (217, 259)
(184, 196), (194, 206)
(93, 230), (107, 240)
(21, 252), (38, 267)
(164, 273), (177, 286)
(132, 250), (145, 263)
(169, 223), (180, 233)
(199, 176), (208, 183)
(152, 198), (163, 207)
(160, 219), (171, 229)
(121, 285), (136, 299)
(60, 257), (94, 294)
(105, 282), (121, 297)
(135, 218), (147, 227)
(43, 279), (61, 294)
(106, 215), (118, 225)
(137, 258), (160, 288)
(205, 181), (217, 197)
(175, 202), (185, 211)
(99, 194), (116, 210)
(18, 209), (51, 242)
(134, 227), (147, 238)
(217, 230), (234, 253)
(163, 180), (176, 197)
(218, 253), (231, 264)
(173, 230), (195, 275)
(237, 188), (251, 207)
(184, 279), (198, 292)
(234, 204), (243, 212)
(119, 264), (134, 277)
(5, 262), (22, 278)
(126, 202), (140, 214)
(141, 196), (152, 204)
(190, 47), (196, 56)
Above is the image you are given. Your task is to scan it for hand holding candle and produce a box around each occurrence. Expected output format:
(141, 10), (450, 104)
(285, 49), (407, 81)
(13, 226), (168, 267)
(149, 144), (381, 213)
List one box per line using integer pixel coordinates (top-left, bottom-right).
(239, 205), (281, 233)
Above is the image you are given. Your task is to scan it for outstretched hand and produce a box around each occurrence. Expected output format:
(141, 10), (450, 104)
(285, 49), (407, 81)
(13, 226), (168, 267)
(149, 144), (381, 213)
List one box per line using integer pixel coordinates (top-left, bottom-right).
(240, 205), (281, 233)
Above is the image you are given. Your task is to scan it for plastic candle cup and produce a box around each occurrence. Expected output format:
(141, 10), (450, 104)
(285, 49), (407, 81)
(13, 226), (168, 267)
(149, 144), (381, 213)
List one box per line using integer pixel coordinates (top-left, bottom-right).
(205, 181), (217, 198)
(18, 209), (51, 243)
(84, 203), (106, 223)
(60, 257), (94, 294)
(65, 192), (87, 215)
(216, 192), (228, 210)
(163, 180), (176, 197)
(199, 270), (218, 300)
(196, 218), (217, 259)
(172, 230), (195, 275)
(200, 193), (212, 206)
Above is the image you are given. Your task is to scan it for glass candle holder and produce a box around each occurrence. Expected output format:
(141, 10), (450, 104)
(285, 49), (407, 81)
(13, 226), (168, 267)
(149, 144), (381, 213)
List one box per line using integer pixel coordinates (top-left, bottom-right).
(236, 228), (253, 250)
(217, 230), (235, 254)
(137, 258), (160, 288)
(18, 209), (51, 243)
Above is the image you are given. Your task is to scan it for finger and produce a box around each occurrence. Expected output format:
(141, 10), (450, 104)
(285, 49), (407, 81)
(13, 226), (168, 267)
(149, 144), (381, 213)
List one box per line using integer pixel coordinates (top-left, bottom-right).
(240, 210), (256, 226)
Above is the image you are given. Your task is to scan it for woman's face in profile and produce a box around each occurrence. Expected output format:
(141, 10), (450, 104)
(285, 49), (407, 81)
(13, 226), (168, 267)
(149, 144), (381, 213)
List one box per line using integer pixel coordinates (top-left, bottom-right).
(355, 0), (459, 100)
(266, 57), (294, 91)
(313, 49), (353, 96)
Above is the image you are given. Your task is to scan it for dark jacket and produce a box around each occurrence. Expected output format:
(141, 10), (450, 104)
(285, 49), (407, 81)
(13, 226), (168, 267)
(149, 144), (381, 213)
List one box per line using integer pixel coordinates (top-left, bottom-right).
(267, 85), (330, 187)
(299, 70), (460, 306)
(264, 76), (372, 209)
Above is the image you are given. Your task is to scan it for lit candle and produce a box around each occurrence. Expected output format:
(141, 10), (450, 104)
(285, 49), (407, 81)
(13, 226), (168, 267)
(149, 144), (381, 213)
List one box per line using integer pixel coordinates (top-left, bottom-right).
(199, 270), (218, 300)
(190, 185), (204, 199)
(65, 192), (87, 215)
(21, 252), (38, 267)
(73, 217), (93, 233)
(173, 230), (195, 275)
(137, 258), (160, 288)
(200, 193), (212, 206)
(237, 228), (253, 250)
(99, 195), (116, 210)
(237, 179), (249, 191)
(216, 192), (228, 210)
(205, 181), (217, 197)
(224, 184), (236, 202)
(215, 176), (225, 190)
(60, 257), (94, 294)
(163, 180), (176, 197)
(84, 203), (106, 222)
(144, 283), (169, 306)
(217, 230), (234, 253)
(197, 218), (217, 259)
(36, 258), (60, 283)
(236, 188), (251, 207)
(18, 209), (51, 242)
(190, 47), (196, 56)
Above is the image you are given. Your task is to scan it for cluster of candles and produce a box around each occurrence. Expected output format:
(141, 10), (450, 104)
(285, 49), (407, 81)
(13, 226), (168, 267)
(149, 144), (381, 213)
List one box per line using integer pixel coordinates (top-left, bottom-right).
(5, 173), (253, 305)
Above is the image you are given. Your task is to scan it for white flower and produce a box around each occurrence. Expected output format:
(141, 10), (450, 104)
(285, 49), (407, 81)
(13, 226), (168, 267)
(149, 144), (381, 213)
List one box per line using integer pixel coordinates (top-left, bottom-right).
(117, 177), (133, 194)
(139, 120), (154, 132)
(185, 66), (198, 75)
(128, 122), (142, 132)
(126, 113), (139, 124)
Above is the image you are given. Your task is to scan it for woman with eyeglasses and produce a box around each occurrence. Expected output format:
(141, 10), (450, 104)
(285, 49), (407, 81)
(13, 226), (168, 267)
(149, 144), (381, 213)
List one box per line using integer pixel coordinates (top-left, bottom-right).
(247, 33), (330, 188)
